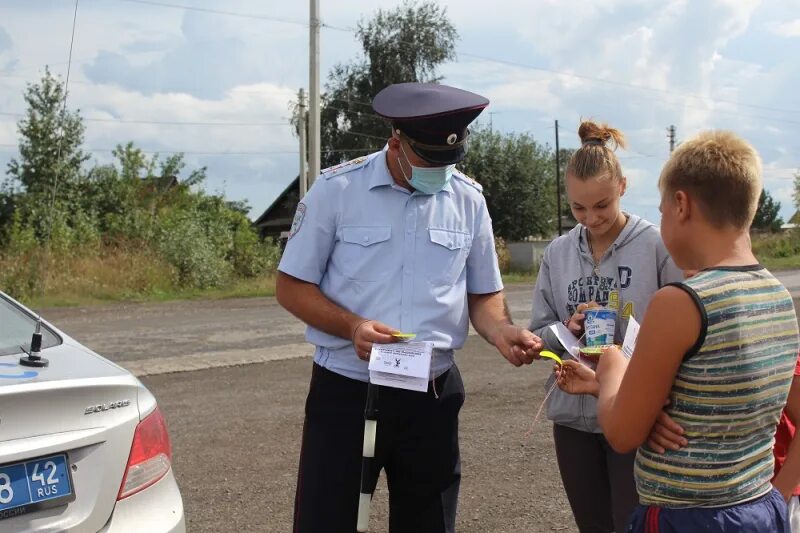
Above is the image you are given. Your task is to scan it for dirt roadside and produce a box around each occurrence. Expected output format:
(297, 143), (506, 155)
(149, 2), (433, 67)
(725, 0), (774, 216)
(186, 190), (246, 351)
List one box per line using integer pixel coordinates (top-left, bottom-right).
(141, 336), (577, 533)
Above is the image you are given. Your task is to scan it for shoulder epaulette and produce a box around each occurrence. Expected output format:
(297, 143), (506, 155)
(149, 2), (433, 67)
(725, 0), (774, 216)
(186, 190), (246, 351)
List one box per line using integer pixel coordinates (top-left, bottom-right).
(452, 170), (483, 192)
(322, 155), (372, 180)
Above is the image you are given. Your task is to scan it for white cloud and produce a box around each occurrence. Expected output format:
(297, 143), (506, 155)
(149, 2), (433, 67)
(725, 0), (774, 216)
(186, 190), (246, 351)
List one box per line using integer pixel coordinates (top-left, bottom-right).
(770, 19), (800, 37)
(0, 26), (11, 54)
(1, 0), (798, 223)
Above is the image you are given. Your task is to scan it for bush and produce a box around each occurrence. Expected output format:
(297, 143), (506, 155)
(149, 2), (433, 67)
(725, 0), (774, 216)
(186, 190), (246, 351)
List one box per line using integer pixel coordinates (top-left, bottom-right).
(156, 210), (232, 289)
(230, 217), (281, 277)
(0, 250), (46, 301)
(1, 141), (284, 302)
(752, 230), (800, 259)
(495, 236), (511, 274)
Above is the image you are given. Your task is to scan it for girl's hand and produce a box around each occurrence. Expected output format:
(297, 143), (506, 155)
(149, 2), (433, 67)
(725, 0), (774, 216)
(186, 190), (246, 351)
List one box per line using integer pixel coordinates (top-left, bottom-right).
(565, 301), (600, 337)
(556, 360), (599, 396)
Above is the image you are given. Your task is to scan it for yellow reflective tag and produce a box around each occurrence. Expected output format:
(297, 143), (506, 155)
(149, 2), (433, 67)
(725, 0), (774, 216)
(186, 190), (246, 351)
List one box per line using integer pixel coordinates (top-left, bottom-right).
(539, 350), (562, 365)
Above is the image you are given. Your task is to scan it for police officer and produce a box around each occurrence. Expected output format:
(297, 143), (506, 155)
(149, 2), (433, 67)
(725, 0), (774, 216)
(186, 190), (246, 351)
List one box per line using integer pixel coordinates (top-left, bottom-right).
(277, 82), (543, 533)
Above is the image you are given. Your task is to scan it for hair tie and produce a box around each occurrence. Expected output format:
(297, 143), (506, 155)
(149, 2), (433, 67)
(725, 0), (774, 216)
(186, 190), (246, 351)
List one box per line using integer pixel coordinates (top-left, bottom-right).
(582, 138), (605, 146)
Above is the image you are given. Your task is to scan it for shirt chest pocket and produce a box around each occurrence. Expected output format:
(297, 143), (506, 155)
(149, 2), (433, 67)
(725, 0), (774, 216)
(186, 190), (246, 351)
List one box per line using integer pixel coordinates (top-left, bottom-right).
(338, 226), (393, 281)
(425, 228), (472, 286)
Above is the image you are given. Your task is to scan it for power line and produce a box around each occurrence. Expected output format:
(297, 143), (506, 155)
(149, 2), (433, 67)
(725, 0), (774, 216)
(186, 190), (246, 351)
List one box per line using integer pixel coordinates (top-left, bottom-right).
(82, 0), (800, 118)
(315, 21), (800, 116)
(315, 26), (800, 116)
(5, 62), (798, 129)
(342, 130), (387, 141)
(112, 0), (344, 33)
(0, 143), (373, 156)
(456, 52), (800, 115)
(0, 143), (291, 155)
(326, 106), (387, 123)
(85, 117), (291, 126)
(329, 97), (373, 108)
(4, 2), (798, 152)
(113, 0), (310, 27)
(0, 111), (290, 126)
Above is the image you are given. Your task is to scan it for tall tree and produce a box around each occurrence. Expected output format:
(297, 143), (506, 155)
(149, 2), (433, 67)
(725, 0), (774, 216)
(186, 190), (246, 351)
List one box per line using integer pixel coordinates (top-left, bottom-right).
(459, 127), (557, 240)
(753, 189), (783, 232)
(6, 67), (89, 198)
(318, 1), (457, 167)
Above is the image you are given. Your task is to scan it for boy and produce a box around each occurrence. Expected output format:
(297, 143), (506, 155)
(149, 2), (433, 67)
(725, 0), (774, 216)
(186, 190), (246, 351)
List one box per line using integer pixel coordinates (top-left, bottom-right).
(558, 130), (800, 531)
(647, 351), (800, 530)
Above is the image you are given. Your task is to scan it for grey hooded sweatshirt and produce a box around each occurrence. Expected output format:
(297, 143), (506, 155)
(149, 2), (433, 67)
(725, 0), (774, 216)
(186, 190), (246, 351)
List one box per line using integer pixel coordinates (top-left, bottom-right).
(529, 213), (682, 433)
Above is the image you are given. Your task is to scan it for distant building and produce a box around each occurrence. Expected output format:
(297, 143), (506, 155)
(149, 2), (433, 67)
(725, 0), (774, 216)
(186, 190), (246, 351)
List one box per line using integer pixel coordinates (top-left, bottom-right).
(141, 174), (179, 193)
(557, 213), (578, 236)
(781, 210), (800, 231)
(252, 176), (299, 241)
(139, 174), (180, 215)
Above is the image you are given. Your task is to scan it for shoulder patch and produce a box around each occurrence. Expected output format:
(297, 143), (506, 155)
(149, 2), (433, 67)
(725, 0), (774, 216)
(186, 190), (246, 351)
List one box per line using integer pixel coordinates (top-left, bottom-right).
(288, 202), (306, 240)
(322, 155), (371, 180)
(452, 171), (483, 192)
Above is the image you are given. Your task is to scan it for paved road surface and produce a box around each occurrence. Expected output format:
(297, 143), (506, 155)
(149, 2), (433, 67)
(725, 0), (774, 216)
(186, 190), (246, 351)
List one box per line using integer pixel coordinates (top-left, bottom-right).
(30, 271), (800, 532)
(38, 270), (800, 377)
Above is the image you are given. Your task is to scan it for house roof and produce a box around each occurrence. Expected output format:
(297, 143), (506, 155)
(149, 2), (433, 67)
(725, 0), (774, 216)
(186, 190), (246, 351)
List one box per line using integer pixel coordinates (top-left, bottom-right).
(253, 175), (299, 228)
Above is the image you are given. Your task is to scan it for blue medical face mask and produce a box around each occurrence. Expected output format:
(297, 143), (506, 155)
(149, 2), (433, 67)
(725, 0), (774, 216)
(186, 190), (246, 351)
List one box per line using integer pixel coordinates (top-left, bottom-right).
(398, 144), (455, 195)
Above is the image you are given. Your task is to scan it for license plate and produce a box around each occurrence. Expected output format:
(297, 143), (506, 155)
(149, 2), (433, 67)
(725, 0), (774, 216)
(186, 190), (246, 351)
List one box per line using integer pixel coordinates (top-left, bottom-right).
(0, 454), (74, 520)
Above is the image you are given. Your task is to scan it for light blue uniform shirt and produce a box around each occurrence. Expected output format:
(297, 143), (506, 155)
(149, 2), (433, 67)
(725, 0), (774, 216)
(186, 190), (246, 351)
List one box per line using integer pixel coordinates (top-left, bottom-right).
(278, 149), (503, 382)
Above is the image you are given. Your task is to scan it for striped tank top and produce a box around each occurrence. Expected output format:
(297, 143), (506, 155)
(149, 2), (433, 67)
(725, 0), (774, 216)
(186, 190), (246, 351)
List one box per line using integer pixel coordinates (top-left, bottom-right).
(635, 266), (799, 507)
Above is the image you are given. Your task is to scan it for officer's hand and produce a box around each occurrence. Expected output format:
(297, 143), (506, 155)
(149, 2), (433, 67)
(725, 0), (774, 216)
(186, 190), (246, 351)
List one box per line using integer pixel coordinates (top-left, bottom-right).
(565, 301), (599, 337)
(351, 319), (399, 361)
(646, 400), (687, 453)
(493, 324), (543, 366)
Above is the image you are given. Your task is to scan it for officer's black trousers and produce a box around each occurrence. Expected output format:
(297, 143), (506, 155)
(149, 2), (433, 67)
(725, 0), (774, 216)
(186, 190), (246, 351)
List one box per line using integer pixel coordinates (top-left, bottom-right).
(292, 363), (465, 533)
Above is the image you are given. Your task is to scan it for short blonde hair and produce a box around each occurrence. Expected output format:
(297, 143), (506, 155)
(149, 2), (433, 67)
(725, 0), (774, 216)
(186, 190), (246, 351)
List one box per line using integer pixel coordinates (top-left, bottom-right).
(566, 120), (627, 182)
(658, 130), (762, 229)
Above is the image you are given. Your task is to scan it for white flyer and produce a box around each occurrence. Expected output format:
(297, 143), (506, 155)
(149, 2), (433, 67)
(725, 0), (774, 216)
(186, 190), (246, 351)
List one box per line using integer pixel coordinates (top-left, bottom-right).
(548, 323), (582, 359)
(621, 316), (640, 359)
(368, 341), (433, 393)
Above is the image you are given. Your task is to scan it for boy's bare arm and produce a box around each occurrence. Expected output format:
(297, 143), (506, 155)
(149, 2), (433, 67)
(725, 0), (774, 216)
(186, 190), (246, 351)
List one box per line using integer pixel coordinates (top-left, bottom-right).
(773, 375), (800, 502)
(596, 286), (701, 453)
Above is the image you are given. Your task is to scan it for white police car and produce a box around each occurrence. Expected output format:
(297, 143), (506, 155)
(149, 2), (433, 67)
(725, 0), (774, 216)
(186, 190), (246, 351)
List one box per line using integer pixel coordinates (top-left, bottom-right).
(0, 291), (185, 532)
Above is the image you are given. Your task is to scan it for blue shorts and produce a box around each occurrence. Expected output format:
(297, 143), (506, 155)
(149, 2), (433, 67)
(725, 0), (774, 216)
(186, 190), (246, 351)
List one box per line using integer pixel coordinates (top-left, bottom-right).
(627, 488), (789, 532)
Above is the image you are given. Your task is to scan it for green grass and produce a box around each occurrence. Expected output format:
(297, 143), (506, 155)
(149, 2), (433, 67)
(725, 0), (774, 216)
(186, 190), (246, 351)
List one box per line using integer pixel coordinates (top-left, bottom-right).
(16, 230), (800, 310)
(2, 246), (279, 309)
(25, 276), (276, 309)
(751, 231), (800, 271)
(502, 269), (539, 284)
(757, 256), (800, 271)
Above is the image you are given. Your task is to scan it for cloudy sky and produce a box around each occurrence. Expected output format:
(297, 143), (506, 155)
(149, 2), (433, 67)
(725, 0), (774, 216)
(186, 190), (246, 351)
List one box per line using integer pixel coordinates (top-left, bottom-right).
(1, 0), (799, 226)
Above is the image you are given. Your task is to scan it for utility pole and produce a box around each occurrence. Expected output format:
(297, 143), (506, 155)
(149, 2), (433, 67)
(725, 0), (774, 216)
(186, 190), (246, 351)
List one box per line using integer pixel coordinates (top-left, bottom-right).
(488, 112), (495, 133)
(555, 119), (562, 237)
(298, 88), (308, 198)
(308, 0), (321, 185)
(668, 125), (676, 153)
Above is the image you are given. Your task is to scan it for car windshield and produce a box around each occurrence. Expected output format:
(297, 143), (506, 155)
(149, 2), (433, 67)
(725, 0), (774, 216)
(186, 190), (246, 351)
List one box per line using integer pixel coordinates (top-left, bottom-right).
(0, 295), (61, 356)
